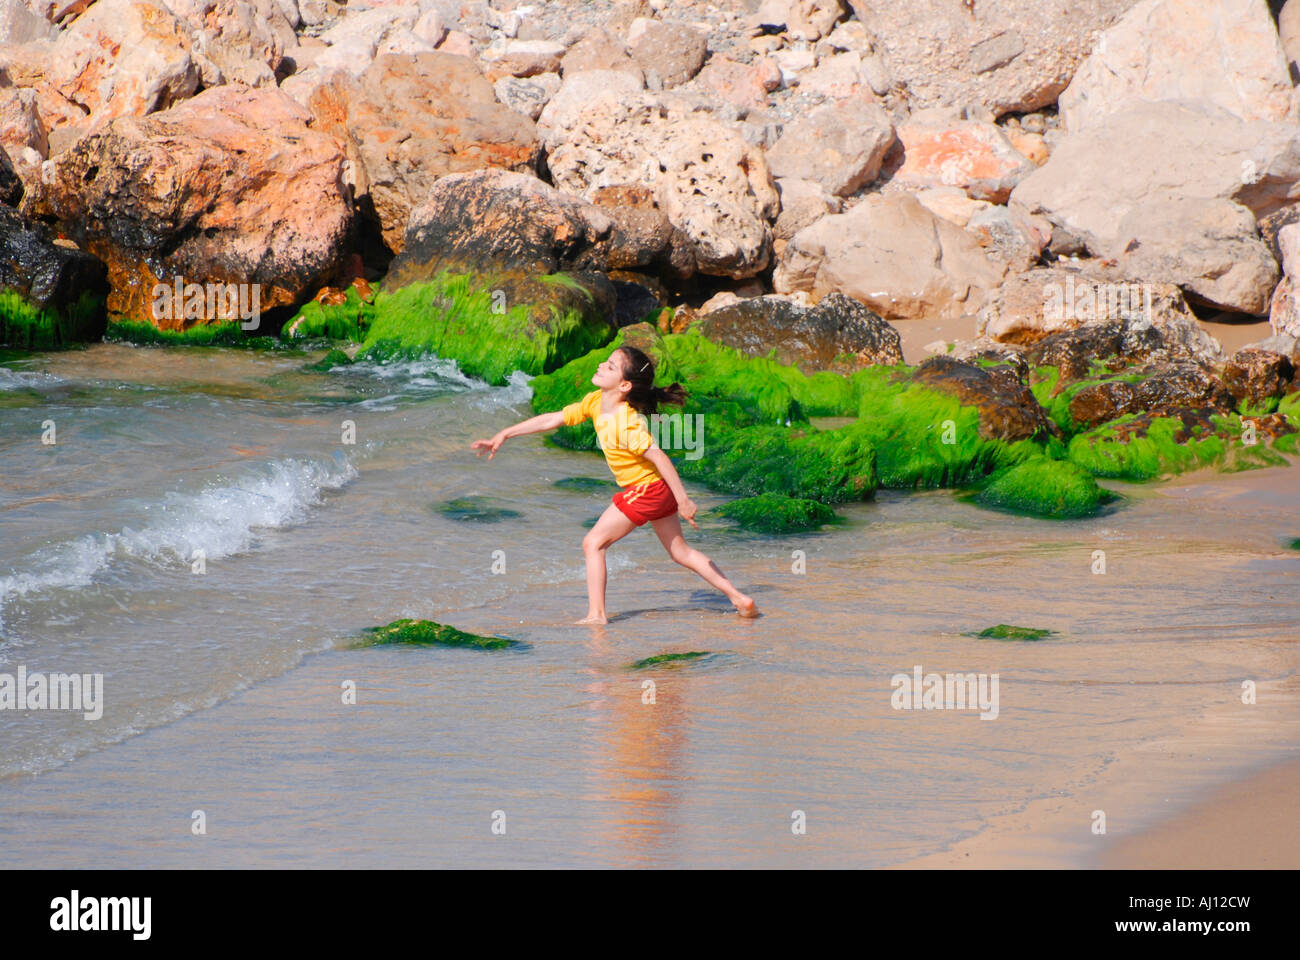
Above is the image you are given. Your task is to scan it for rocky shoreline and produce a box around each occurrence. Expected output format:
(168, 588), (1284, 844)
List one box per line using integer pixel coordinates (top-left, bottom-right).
(3, 0), (1300, 525)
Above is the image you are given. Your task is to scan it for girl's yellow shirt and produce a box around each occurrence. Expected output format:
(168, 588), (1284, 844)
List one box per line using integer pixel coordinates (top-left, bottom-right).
(561, 390), (662, 488)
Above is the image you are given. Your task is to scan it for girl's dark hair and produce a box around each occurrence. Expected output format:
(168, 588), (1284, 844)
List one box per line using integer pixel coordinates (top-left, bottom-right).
(617, 345), (687, 416)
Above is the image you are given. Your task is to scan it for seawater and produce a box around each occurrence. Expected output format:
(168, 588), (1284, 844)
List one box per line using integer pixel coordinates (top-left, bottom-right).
(0, 343), (1296, 867)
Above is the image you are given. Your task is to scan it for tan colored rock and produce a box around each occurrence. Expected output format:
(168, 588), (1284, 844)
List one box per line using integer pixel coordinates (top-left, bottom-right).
(888, 118), (1035, 203)
(494, 72), (562, 121)
(436, 29), (475, 58)
(1007, 129), (1047, 165)
(629, 21), (706, 88)
(560, 25), (642, 79)
(752, 0), (848, 42)
(314, 5), (419, 75)
(304, 53), (540, 253)
(913, 185), (990, 228)
(483, 39), (566, 81)
(43, 85), (353, 325)
(965, 203), (1052, 272)
(45, 0), (202, 127)
(977, 265), (1198, 344)
(798, 50), (876, 100)
(1109, 198), (1279, 315)
(1011, 100), (1300, 255)
(1059, 0), (1294, 135)
(773, 177), (841, 240)
(766, 99), (894, 197)
(774, 192), (1007, 321)
(693, 56), (776, 111)
(0, 86), (47, 158)
(0, 0), (56, 44)
(540, 86), (777, 278)
(161, 0), (296, 88)
(844, 0), (1140, 117)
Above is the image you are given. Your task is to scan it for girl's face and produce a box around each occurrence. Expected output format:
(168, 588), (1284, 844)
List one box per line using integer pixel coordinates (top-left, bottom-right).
(592, 351), (632, 393)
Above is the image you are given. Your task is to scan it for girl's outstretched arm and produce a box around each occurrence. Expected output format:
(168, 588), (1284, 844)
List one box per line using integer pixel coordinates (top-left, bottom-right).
(471, 410), (566, 459)
(644, 445), (698, 529)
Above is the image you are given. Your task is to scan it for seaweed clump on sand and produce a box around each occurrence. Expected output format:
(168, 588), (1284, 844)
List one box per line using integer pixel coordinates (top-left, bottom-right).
(969, 624), (1056, 641)
(630, 651), (711, 669)
(358, 619), (522, 650)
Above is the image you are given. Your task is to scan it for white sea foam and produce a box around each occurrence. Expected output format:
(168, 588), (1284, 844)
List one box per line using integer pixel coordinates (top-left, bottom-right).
(0, 456), (357, 620)
(0, 367), (59, 391)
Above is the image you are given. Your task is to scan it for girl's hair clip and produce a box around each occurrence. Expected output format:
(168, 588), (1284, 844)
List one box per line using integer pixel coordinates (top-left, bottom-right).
(640, 361), (651, 372)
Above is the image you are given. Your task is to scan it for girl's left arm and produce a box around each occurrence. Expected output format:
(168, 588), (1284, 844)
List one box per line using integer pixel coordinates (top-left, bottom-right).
(644, 445), (698, 529)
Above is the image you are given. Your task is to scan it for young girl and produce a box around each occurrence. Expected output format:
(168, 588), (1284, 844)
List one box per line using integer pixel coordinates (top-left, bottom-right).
(472, 345), (758, 624)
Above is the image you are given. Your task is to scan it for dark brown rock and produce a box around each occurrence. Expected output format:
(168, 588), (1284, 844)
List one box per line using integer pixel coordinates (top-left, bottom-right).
(1026, 316), (1222, 383)
(694, 292), (903, 375)
(911, 354), (1057, 442)
(1068, 364), (1235, 429)
(0, 205), (108, 319)
(1221, 348), (1296, 407)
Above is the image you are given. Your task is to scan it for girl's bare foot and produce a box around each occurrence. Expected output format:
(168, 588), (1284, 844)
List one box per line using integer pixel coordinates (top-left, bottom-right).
(576, 614), (608, 625)
(734, 596), (759, 618)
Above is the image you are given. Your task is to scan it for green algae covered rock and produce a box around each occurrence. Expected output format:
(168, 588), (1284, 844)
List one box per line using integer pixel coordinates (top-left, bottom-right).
(630, 651), (711, 669)
(434, 496), (522, 522)
(104, 319), (282, 349)
(308, 348), (353, 371)
(554, 476), (616, 491)
(975, 458), (1115, 518)
(282, 270), (617, 386)
(358, 619), (522, 650)
(1289, 537), (1300, 551)
(970, 624), (1055, 641)
(714, 494), (839, 533)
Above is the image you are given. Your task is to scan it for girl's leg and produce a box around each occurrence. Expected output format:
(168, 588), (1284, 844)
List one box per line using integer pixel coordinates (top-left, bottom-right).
(578, 503), (639, 624)
(650, 515), (758, 617)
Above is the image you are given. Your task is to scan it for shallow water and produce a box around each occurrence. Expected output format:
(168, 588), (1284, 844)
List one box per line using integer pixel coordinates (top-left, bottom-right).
(0, 343), (1296, 867)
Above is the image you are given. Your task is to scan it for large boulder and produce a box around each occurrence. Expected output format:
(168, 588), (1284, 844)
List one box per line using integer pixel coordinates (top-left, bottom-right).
(42, 85), (354, 325)
(1110, 198), (1279, 314)
(887, 117), (1035, 203)
(539, 81), (778, 279)
(978, 265), (1197, 343)
(160, 0), (297, 88)
(0, 0), (56, 44)
(692, 291), (903, 375)
(301, 53), (540, 254)
(1024, 314), (1223, 381)
(391, 168), (670, 281)
(764, 99), (895, 197)
(1221, 347), (1296, 407)
(843, 0), (1141, 116)
(1269, 222), (1300, 337)
(773, 192), (1007, 322)
(1066, 363), (1236, 428)
(0, 205), (108, 345)
(1059, 0), (1294, 135)
(44, 0), (202, 128)
(1010, 100), (1300, 254)
(628, 21), (707, 89)
(910, 354), (1056, 441)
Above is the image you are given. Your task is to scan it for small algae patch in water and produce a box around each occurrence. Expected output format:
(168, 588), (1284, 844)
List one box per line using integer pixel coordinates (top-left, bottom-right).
(357, 619), (522, 650)
(714, 493), (839, 533)
(307, 348), (353, 371)
(554, 476), (616, 491)
(434, 496), (522, 522)
(969, 624), (1056, 641)
(1288, 538), (1300, 551)
(630, 651), (712, 669)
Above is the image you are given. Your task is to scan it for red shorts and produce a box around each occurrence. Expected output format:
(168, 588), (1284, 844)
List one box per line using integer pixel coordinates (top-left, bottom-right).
(612, 479), (679, 526)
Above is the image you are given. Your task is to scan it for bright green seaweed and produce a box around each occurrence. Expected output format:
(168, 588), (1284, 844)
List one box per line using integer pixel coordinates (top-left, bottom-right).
(357, 618), (521, 650)
(1, 290), (104, 349)
(714, 493), (840, 533)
